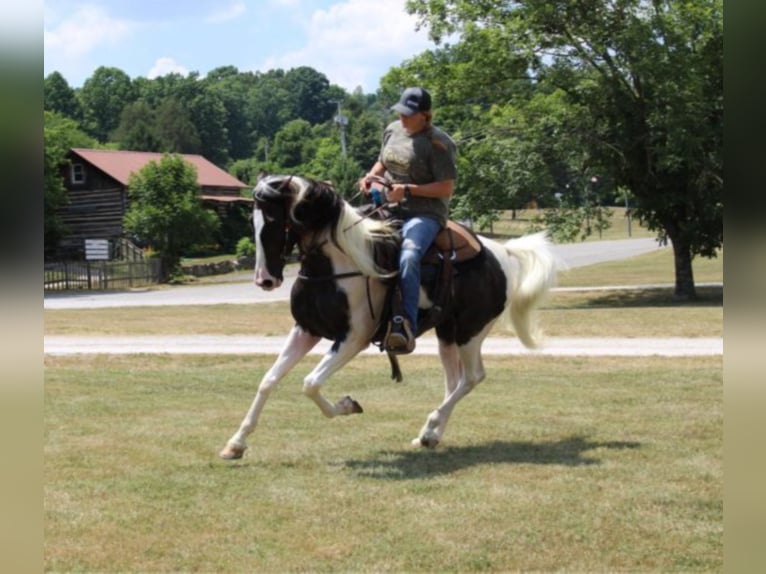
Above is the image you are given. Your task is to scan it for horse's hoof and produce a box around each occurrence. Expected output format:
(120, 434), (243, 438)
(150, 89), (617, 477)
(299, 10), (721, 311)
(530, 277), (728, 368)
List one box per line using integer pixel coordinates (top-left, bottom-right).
(339, 395), (364, 414)
(219, 443), (247, 460)
(412, 435), (440, 449)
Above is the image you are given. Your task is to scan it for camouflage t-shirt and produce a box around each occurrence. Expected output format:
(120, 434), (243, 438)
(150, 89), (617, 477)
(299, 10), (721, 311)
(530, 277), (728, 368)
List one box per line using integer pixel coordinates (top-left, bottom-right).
(379, 120), (457, 226)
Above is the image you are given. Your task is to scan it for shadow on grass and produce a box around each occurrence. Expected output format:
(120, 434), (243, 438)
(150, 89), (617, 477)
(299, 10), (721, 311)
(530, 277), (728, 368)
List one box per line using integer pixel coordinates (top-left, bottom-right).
(554, 286), (722, 309)
(340, 436), (641, 480)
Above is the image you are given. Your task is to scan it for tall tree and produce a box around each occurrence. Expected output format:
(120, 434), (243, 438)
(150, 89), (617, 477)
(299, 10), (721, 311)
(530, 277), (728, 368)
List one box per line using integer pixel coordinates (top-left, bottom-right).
(78, 66), (137, 141)
(44, 111), (97, 257)
(271, 119), (315, 169)
(111, 100), (160, 151)
(44, 71), (82, 121)
(123, 155), (219, 278)
(284, 66), (336, 125)
(154, 98), (201, 154)
(407, 0), (723, 299)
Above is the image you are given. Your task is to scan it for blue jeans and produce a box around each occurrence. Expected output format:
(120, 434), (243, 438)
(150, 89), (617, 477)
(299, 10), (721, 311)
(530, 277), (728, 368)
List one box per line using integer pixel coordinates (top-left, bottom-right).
(398, 215), (442, 332)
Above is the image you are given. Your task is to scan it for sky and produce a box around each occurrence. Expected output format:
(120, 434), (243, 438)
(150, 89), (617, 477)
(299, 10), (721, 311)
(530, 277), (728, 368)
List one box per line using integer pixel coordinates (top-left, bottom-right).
(43, 0), (438, 93)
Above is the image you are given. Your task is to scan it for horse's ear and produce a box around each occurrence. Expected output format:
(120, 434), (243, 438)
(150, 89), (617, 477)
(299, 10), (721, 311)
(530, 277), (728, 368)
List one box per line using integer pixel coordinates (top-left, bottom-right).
(253, 174), (293, 202)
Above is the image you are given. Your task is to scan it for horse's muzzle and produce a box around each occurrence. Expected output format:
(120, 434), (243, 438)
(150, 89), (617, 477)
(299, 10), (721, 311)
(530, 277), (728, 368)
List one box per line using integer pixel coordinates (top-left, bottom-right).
(255, 277), (283, 290)
(254, 266), (283, 290)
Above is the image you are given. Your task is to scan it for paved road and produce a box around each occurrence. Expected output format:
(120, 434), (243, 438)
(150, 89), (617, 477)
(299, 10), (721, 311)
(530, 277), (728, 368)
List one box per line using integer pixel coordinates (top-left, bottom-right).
(44, 237), (665, 310)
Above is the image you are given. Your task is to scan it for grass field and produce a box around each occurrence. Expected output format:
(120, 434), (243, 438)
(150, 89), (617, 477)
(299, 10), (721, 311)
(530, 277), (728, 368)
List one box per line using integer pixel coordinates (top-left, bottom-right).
(45, 354), (721, 572)
(44, 240), (723, 572)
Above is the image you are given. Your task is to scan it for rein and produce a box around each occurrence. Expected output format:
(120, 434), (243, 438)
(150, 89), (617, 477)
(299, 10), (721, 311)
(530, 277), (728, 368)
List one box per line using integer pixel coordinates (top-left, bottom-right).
(343, 175), (393, 232)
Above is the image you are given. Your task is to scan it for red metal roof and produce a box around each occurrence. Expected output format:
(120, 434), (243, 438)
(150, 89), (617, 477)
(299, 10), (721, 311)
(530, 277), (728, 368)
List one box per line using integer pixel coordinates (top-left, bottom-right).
(70, 148), (249, 189)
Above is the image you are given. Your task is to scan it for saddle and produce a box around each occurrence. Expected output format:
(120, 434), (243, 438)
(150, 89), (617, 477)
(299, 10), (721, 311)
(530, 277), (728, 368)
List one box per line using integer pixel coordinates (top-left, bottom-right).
(371, 219), (484, 352)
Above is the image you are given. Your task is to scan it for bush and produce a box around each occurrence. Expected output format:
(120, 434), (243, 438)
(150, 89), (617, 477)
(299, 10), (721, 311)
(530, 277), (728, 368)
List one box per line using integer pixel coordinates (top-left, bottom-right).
(235, 236), (255, 259)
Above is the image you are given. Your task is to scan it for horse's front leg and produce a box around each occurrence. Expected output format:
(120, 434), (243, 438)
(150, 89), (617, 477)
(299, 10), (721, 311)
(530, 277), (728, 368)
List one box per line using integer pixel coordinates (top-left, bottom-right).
(219, 326), (320, 459)
(302, 336), (369, 418)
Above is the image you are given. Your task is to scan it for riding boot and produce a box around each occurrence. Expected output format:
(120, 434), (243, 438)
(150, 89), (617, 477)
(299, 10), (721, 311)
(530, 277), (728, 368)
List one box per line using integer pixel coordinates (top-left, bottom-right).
(384, 288), (416, 354)
(384, 315), (416, 355)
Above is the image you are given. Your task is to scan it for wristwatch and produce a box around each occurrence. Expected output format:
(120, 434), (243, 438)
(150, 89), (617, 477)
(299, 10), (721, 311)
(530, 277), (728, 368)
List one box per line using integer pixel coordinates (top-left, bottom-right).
(404, 185), (412, 200)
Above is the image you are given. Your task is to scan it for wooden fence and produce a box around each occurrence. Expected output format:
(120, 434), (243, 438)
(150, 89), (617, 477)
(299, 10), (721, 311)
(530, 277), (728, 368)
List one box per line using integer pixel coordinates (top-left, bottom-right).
(44, 259), (162, 291)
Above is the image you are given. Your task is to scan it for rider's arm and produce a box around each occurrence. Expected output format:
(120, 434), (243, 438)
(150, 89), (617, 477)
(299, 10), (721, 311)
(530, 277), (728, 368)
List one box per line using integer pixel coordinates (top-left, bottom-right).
(387, 179), (454, 203)
(367, 161), (386, 178)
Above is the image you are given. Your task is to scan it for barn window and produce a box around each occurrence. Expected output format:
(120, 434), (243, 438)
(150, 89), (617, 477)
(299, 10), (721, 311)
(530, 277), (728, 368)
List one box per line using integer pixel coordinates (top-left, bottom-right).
(71, 163), (86, 184)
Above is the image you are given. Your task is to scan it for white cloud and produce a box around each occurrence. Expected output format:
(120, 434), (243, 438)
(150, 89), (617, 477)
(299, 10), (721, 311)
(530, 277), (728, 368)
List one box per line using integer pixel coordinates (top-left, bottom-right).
(206, 1), (247, 23)
(147, 57), (190, 79)
(44, 4), (133, 60)
(262, 0), (433, 92)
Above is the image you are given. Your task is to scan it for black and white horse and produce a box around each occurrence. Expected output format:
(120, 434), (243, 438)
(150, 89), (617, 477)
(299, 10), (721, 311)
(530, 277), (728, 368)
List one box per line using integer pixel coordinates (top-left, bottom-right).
(220, 174), (557, 459)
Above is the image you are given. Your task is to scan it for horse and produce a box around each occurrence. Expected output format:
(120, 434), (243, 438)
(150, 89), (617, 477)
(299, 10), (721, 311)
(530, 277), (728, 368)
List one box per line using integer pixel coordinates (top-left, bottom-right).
(219, 174), (558, 459)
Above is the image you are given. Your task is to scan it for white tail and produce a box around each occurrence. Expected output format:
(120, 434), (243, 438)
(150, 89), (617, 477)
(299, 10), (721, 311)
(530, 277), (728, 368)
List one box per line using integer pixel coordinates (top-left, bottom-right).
(502, 232), (559, 349)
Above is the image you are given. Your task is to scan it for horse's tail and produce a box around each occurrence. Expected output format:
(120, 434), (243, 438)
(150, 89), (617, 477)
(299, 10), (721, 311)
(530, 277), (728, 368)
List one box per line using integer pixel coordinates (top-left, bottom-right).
(502, 232), (559, 349)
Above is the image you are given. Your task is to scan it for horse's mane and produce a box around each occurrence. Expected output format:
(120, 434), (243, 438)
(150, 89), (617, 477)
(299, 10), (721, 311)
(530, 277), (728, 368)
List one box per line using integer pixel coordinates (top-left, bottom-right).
(293, 177), (398, 279)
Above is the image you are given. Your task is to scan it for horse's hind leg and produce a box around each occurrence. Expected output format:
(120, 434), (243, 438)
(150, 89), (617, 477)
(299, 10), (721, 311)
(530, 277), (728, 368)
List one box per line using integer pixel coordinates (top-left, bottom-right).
(220, 326), (320, 459)
(414, 336), (487, 449)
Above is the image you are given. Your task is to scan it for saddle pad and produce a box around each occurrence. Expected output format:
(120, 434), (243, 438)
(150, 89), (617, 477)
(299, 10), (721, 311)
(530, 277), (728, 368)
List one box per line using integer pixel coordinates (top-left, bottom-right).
(428, 220), (483, 264)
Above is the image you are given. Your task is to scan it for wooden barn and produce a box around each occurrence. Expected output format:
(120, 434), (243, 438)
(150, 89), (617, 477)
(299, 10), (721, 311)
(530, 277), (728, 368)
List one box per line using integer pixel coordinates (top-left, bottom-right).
(56, 148), (252, 259)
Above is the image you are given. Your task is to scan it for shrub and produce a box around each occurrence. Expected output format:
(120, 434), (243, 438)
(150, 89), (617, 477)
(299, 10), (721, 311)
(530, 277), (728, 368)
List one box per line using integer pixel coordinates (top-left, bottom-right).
(235, 236), (255, 259)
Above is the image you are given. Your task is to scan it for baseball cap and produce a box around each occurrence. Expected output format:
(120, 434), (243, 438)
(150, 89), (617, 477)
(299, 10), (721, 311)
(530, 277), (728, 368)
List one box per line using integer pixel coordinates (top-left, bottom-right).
(390, 87), (432, 116)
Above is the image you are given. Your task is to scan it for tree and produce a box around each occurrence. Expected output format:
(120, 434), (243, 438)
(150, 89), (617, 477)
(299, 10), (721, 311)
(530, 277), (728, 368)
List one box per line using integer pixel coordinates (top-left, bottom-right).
(283, 66), (336, 125)
(188, 91), (230, 165)
(123, 155), (219, 278)
(111, 100), (160, 151)
(271, 119), (315, 169)
(44, 71), (82, 121)
(78, 66), (137, 141)
(407, 0), (723, 300)
(154, 98), (201, 154)
(44, 111), (97, 257)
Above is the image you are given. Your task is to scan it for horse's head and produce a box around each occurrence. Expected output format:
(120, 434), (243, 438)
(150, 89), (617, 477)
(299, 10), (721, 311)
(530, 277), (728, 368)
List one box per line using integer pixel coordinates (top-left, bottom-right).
(251, 174), (299, 290)
(251, 174), (344, 290)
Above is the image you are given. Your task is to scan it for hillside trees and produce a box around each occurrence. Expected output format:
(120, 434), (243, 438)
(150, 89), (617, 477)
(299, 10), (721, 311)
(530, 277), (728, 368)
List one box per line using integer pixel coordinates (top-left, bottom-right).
(78, 66), (137, 141)
(44, 71), (82, 121)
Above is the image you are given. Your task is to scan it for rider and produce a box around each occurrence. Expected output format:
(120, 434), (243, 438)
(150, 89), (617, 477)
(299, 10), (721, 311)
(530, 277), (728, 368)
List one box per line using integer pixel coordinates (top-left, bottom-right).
(359, 87), (457, 354)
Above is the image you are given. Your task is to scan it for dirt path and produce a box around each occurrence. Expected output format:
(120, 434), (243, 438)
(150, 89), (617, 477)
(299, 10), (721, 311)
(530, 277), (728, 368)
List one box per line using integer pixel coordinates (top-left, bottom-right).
(44, 334), (723, 357)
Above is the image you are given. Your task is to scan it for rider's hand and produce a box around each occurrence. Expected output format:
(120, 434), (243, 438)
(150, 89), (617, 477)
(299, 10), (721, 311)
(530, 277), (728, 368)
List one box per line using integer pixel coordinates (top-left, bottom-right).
(386, 184), (407, 204)
(358, 173), (374, 194)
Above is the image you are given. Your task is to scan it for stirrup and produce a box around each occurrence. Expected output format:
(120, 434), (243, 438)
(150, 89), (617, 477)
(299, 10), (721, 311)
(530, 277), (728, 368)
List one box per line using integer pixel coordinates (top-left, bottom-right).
(384, 316), (415, 355)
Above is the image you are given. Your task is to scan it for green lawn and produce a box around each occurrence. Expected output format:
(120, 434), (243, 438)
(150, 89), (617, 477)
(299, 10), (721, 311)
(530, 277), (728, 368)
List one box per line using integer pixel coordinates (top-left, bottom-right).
(45, 354), (722, 572)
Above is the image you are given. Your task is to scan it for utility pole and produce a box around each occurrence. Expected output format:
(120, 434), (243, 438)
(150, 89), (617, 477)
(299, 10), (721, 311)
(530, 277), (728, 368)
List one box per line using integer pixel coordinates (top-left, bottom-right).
(331, 100), (348, 157)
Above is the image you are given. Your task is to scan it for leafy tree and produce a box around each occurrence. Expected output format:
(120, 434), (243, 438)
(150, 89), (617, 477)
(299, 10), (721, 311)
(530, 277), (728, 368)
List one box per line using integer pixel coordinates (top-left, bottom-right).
(44, 111), (97, 257)
(111, 100), (160, 151)
(44, 71), (82, 121)
(283, 66), (336, 125)
(407, 0), (723, 300)
(347, 109), (387, 173)
(188, 91), (230, 165)
(271, 119), (315, 169)
(247, 69), (294, 141)
(123, 155), (219, 278)
(304, 137), (362, 199)
(204, 66), (257, 160)
(154, 98), (201, 154)
(78, 66), (137, 141)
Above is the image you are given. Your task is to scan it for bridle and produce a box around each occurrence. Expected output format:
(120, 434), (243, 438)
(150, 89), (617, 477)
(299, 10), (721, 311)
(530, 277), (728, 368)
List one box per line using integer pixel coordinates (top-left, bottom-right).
(253, 175), (383, 320)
